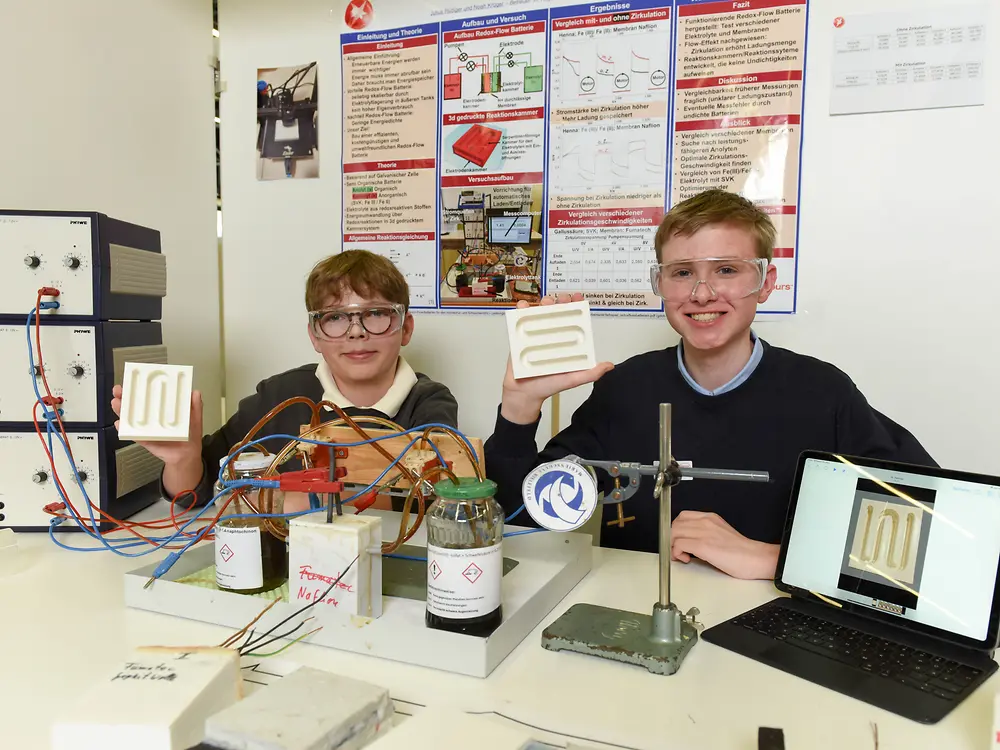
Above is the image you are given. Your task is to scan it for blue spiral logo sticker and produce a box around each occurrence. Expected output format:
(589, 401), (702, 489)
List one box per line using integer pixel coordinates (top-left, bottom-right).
(521, 460), (598, 532)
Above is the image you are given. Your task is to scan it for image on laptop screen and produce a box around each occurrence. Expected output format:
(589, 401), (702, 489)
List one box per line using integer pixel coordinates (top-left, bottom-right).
(781, 455), (1000, 643)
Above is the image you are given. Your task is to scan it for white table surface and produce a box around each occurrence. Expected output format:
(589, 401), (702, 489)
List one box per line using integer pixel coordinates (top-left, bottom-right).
(2, 530), (996, 750)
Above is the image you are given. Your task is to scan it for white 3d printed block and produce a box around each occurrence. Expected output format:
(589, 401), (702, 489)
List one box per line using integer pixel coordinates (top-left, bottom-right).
(51, 646), (241, 750)
(117, 362), (193, 442)
(287, 513), (383, 619)
(204, 667), (393, 750)
(505, 301), (596, 380)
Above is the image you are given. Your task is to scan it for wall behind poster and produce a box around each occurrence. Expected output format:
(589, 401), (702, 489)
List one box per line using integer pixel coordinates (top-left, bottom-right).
(219, 0), (1000, 474)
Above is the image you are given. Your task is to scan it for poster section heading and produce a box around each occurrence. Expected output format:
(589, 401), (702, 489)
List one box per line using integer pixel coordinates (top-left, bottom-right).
(339, 1), (809, 313)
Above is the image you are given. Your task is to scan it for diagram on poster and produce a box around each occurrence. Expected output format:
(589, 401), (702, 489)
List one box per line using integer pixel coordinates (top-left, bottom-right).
(438, 11), (548, 308)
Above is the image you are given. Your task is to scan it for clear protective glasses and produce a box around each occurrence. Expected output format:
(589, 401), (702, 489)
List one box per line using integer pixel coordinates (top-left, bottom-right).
(308, 303), (405, 340)
(649, 257), (768, 303)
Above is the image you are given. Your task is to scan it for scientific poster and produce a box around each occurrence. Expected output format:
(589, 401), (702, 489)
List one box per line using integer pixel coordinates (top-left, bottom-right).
(257, 63), (319, 180)
(830, 6), (987, 116)
(340, 0), (809, 313)
(340, 27), (439, 307)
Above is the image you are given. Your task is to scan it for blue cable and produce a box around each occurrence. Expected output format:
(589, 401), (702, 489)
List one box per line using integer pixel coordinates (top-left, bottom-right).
(384, 553), (427, 562)
(26, 306), (485, 576)
(505, 505), (525, 522)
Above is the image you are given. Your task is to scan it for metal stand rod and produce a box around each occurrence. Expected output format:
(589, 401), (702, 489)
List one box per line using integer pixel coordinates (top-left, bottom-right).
(658, 403), (671, 609)
(682, 467), (770, 482)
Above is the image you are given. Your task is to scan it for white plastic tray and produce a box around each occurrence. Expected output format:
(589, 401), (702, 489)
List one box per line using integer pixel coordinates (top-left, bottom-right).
(124, 511), (592, 678)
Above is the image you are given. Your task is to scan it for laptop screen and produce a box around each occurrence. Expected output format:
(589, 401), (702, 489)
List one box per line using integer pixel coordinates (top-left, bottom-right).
(779, 454), (1000, 644)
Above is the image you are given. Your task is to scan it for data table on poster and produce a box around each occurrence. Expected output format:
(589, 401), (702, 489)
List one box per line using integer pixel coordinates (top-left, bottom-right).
(340, 1), (809, 314)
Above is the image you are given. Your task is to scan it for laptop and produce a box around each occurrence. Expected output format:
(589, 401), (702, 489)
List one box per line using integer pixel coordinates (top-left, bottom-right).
(702, 450), (1000, 724)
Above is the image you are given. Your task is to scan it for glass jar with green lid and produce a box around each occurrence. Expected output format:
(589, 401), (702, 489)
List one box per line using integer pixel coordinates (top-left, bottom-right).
(425, 476), (503, 637)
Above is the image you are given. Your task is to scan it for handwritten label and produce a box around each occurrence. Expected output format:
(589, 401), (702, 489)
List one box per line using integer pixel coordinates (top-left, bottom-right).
(111, 662), (178, 682)
(298, 565), (355, 592)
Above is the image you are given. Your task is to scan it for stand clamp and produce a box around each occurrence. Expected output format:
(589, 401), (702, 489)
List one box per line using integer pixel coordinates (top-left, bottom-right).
(540, 403), (769, 675)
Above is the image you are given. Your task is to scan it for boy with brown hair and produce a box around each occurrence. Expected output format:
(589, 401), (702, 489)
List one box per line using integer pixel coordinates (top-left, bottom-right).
(112, 249), (457, 506)
(485, 189), (933, 580)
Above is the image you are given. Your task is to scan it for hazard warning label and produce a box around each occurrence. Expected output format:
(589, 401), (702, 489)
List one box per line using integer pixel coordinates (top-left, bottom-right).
(214, 526), (263, 590)
(426, 543), (501, 619)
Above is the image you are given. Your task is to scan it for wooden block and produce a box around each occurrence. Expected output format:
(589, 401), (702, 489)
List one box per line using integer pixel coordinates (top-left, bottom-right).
(288, 513), (382, 619)
(204, 666), (393, 750)
(51, 646), (241, 750)
(300, 425), (484, 487)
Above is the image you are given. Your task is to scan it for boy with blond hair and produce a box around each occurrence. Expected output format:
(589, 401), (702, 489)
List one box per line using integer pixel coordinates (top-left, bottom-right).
(112, 250), (457, 506)
(485, 189), (933, 580)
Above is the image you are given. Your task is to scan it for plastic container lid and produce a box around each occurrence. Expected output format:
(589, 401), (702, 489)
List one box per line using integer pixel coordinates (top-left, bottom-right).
(433, 477), (497, 500)
(220, 453), (274, 473)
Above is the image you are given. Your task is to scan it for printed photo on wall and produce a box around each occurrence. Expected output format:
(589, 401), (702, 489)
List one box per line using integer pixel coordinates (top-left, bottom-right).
(838, 478), (937, 613)
(256, 62), (319, 180)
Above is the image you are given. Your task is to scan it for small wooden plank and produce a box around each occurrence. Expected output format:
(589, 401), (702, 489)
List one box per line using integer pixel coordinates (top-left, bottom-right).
(299, 425), (485, 487)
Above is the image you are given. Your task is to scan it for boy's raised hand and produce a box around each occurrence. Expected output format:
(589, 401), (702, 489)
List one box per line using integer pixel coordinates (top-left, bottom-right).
(500, 293), (614, 425)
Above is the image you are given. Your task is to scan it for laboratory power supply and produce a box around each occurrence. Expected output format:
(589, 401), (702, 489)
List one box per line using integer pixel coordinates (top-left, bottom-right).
(0, 209), (165, 321)
(0, 426), (163, 532)
(0, 320), (165, 429)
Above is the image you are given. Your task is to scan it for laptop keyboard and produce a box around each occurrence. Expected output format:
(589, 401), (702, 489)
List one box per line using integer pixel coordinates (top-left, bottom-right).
(732, 603), (984, 700)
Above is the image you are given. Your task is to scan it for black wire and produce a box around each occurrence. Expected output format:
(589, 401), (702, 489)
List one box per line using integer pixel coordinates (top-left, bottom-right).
(390, 697), (646, 750)
(464, 710), (647, 750)
(240, 618), (309, 656)
(239, 555), (359, 654)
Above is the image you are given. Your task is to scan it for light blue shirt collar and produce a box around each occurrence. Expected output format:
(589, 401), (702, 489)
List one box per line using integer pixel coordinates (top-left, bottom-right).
(677, 332), (763, 396)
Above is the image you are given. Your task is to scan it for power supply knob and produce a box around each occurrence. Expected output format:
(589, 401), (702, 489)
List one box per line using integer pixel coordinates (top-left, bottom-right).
(69, 365), (85, 378)
(65, 256), (81, 269)
(77, 471), (88, 482)
(32, 365), (42, 377)
(32, 471), (48, 484)
(24, 255), (41, 268)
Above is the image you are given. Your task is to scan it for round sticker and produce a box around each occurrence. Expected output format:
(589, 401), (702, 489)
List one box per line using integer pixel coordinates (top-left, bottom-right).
(345, 0), (374, 30)
(521, 460), (599, 532)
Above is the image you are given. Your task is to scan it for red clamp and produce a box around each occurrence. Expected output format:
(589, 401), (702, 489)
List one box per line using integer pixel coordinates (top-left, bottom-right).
(278, 468), (347, 494)
(420, 459), (453, 474)
(44, 502), (66, 514)
(352, 490), (379, 514)
(310, 445), (350, 468)
(39, 287), (60, 297)
(41, 396), (64, 406)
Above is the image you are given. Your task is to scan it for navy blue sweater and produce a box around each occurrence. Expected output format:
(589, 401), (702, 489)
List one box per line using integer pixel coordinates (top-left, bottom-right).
(484, 341), (935, 553)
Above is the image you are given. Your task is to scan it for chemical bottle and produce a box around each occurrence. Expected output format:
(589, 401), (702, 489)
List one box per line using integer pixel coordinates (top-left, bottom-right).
(425, 477), (503, 636)
(214, 453), (288, 594)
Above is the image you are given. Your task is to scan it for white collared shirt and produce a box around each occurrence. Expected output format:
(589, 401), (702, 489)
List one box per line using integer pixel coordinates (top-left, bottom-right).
(315, 356), (418, 417)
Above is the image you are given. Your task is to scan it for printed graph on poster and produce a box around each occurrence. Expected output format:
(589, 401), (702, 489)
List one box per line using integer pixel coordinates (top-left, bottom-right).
(344, 0), (373, 31)
(553, 26), (669, 103)
(439, 186), (543, 308)
(838, 478), (937, 613)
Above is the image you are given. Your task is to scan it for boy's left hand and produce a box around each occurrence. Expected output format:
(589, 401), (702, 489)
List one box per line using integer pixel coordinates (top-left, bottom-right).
(670, 511), (779, 580)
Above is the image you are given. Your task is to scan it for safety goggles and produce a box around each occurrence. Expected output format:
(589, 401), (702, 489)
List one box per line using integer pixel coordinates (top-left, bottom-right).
(649, 257), (768, 303)
(308, 303), (405, 339)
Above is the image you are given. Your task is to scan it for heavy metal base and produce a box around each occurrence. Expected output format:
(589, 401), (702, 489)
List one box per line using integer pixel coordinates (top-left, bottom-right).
(541, 602), (699, 675)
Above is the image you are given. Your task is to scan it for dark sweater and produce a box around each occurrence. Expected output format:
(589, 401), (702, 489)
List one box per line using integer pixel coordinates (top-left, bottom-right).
(484, 341), (935, 553)
(166, 363), (458, 506)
